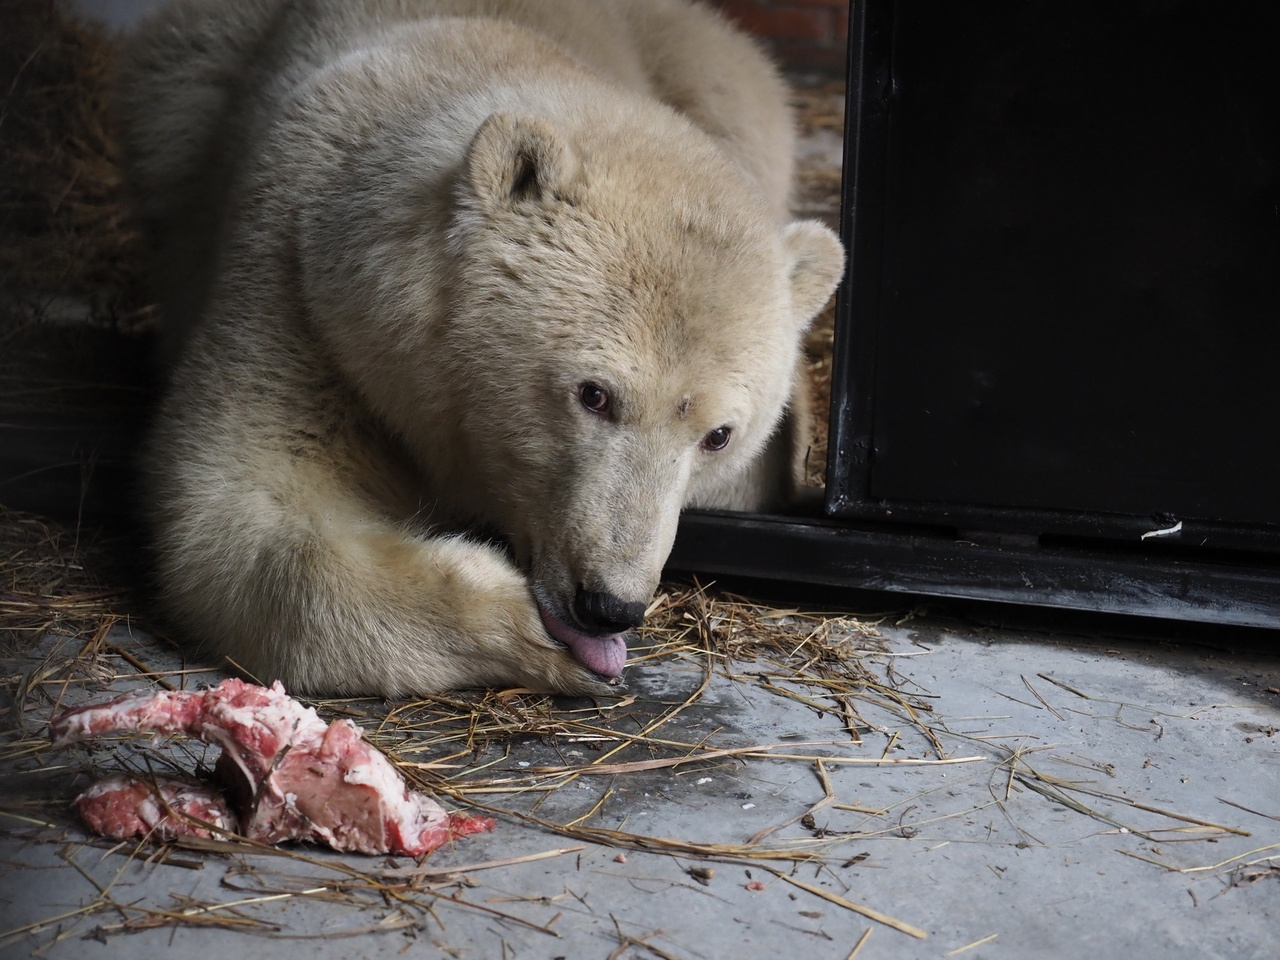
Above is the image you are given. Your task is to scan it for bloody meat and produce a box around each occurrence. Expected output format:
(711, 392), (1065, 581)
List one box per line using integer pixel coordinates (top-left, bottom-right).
(50, 678), (493, 855)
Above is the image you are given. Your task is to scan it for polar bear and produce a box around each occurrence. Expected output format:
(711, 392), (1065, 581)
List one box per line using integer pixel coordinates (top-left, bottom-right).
(118, 0), (845, 696)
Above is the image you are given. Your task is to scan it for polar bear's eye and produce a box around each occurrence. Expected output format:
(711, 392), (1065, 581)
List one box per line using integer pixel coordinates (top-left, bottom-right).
(578, 382), (610, 414)
(701, 426), (732, 452)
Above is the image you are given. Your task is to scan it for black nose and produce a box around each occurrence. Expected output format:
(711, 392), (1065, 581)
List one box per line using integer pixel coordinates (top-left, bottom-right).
(573, 588), (646, 635)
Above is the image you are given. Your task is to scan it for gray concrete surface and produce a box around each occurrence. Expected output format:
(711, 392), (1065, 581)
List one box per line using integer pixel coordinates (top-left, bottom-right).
(3, 614), (1278, 959)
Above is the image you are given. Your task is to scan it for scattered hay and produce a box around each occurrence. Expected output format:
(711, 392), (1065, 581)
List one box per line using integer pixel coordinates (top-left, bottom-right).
(802, 301), (837, 487)
(0, 1), (150, 328)
(0, 504), (138, 735)
(790, 77), (846, 489)
(0, 505), (130, 650)
(793, 79), (847, 139)
(0, 504), (937, 946)
(792, 76), (846, 226)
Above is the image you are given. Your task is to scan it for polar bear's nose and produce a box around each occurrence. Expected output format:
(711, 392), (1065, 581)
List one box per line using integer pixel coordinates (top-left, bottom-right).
(573, 588), (646, 636)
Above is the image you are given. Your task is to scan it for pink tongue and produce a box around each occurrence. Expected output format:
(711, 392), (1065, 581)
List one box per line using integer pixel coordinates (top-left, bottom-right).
(537, 603), (628, 677)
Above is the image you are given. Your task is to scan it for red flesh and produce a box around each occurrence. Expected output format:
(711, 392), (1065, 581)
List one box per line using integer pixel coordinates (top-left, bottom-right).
(50, 679), (494, 855)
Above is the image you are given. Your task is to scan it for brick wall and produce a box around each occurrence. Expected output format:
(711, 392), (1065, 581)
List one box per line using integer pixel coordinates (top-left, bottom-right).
(707, 0), (849, 74)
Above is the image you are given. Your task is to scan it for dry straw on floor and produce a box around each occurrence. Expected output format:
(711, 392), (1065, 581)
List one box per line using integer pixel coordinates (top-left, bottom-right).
(1, 498), (946, 944)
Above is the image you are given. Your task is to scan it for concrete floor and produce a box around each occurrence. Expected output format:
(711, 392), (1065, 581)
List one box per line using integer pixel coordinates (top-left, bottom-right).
(3, 612), (1278, 959)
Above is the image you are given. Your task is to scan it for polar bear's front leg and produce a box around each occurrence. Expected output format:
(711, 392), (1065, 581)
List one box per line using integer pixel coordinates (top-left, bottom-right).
(152, 489), (611, 698)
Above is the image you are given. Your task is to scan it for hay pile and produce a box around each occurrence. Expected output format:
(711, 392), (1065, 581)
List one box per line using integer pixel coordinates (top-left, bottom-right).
(1, 4), (158, 526)
(791, 77), (846, 488)
(1, 0), (150, 326)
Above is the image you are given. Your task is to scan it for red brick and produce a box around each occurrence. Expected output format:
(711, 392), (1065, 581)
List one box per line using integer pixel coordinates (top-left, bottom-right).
(721, 5), (834, 42)
(707, 0), (850, 74)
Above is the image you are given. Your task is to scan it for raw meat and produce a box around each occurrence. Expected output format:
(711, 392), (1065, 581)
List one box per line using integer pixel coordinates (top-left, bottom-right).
(72, 773), (236, 841)
(50, 678), (493, 855)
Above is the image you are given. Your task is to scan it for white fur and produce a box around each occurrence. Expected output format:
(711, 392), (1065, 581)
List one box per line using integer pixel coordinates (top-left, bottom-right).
(119, 0), (845, 696)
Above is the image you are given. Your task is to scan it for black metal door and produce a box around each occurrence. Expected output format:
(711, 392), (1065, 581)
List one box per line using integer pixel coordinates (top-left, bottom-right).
(829, 0), (1280, 543)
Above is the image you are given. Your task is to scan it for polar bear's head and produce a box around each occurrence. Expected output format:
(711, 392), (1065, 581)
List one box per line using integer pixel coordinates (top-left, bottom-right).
(424, 112), (845, 679)
(430, 112), (849, 680)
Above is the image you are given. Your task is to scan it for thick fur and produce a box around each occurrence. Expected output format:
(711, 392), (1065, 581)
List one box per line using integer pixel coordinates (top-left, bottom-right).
(119, 0), (845, 696)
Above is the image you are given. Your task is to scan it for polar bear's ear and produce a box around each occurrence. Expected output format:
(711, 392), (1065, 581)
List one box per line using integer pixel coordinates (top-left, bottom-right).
(782, 220), (846, 326)
(466, 113), (578, 208)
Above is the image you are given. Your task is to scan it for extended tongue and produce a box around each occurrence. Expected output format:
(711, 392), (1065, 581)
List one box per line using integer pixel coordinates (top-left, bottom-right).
(563, 632), (627, 677)
(537, 603), (628, 677)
